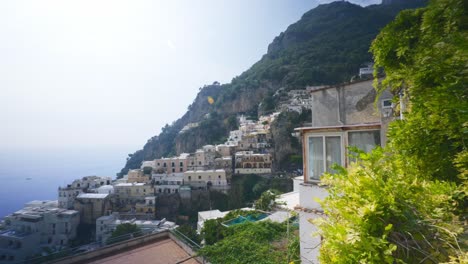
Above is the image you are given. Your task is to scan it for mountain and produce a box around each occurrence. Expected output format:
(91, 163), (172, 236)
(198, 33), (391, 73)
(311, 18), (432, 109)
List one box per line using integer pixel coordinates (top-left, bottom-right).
(118, 0), (427, 178)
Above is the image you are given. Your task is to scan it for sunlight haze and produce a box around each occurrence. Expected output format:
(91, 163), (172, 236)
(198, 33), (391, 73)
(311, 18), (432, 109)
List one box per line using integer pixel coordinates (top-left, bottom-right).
(0, 0), (380, 151)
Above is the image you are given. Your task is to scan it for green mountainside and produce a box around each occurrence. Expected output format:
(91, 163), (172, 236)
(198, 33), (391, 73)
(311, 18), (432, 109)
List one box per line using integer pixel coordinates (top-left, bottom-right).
(118, 0), (426, 178)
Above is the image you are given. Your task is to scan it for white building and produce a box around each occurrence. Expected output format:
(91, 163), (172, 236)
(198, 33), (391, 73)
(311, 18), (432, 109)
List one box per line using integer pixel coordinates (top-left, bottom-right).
(96, 185), (114, 194)
(294, 79), (392, 263)
(0, 201), (80, 263)
(359, 62), (374, 78)
(95, 213), (176, 245)
(183, 169), (229, 191)
(152, 173), (184, 194)
(196, 210), (229, 233)
(58, 176), (112, 209)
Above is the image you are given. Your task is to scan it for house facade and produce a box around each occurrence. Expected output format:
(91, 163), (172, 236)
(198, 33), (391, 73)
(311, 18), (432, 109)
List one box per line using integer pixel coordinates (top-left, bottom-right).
(295, 79), (393, 263)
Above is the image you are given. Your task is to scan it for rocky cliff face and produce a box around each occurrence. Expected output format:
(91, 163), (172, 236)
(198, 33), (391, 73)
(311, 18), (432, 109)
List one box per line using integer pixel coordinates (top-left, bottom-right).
(118, 0), (427, 177)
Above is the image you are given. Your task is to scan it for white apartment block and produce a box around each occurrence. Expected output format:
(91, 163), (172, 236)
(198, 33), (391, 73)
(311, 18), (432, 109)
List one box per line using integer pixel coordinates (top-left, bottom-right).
(0, 201), (79, 263)
(58, 176), (112, 209)
(152, 173), (184, 194)
(95, 213), (176, 245)
(183, 169), (229, 191)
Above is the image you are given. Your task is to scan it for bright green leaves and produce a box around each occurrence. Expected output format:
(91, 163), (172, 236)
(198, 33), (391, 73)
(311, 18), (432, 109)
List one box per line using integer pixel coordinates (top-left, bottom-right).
(317, 149), (463, 263)
(318, 2), (467, 262)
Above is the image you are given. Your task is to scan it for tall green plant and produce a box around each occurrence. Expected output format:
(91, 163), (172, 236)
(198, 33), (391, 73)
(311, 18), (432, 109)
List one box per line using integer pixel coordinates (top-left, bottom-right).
(316, 0), (467, 262)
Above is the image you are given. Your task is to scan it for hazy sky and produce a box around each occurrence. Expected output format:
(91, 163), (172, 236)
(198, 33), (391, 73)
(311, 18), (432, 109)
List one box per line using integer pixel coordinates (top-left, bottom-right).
(0, 0), (380, 152)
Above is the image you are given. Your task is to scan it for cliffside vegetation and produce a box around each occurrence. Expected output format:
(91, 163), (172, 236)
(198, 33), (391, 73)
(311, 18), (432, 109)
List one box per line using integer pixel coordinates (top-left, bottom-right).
(198, 214), (299, 264)
(317, 0), (467, 262)
(119, 0), (427, 177)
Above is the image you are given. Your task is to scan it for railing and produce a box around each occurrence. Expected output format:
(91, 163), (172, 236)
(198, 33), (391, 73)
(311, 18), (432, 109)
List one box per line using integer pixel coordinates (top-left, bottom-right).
(19, 229), (167, 264)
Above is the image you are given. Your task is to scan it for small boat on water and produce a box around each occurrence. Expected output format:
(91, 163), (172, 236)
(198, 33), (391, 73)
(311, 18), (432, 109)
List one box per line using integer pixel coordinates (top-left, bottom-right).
(26, 178), (32, 180)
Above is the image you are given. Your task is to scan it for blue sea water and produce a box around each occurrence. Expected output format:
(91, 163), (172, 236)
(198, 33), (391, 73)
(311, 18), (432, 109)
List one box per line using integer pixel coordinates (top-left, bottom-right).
(0, 147), (132, 218)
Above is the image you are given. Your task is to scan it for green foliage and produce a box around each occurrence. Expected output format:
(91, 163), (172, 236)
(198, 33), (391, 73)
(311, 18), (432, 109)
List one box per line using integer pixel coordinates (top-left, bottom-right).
(201, 209), (266, 245)
(316, 149), (463, 263)
(201, 219), (229, 246)
(119, 1), (426, 178)
(371, 0), (468, 182)
(107, 223), (142, 245)
(175, 224), (202, 245)
(318, 1), (467, 263)
(199, 221), (298, 264)
(254, 190), (281, 211)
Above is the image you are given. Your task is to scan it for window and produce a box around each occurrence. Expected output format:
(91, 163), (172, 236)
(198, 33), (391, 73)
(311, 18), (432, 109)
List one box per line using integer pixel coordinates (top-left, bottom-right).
(179, 162), (183, 167)
(382, 99), (392, 109)
(188, 176), (191, 180)
(198, 176), (201, 180)
(171, 162), (175, 167)
(218, 175), (221, 179)
(172, 168), (175, 173)
(163, 163), (167, 168)
(348, 131), (380, 153)
(307, 135), (342, 180)
(180, 168), (183, 172)
(348, 131), (381, 161)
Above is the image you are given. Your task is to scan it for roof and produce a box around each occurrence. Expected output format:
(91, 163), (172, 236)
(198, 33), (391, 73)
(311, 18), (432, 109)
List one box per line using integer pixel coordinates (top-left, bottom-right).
(86, 238), (199, 264)
(198, 210), (228, 220)
(185, 169), (226, 173)
(262, 211), (290, 223)
(76, 193), (109, 199)
(294, 123), (381, 132)
(276, 191), (300, 211)
(115, 183), (146, 187)
(98, 185), (114, 190)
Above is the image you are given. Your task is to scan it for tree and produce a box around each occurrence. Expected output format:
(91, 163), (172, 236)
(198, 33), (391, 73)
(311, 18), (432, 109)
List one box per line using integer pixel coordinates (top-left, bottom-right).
(107, 223), (142, 245)
(201, 219), (228, 246)
(370, 0), (468, 183)
(316, 0), (467, 263)
(254, 190), (281, 211)
(176, 225), (201, 245)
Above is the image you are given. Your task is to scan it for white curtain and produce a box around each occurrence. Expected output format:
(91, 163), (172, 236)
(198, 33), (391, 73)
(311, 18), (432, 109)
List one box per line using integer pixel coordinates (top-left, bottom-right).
(326, 136), (342, 173)
(308, 137), (323, 180)
(348, 131), (381, 153)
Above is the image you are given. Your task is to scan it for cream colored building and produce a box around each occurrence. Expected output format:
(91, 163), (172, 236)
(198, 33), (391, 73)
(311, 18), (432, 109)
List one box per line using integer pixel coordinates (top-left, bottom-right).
(114, 183), (155, 211)
(183, 169), (228, 191)
(235, 151), (272, 174)
(127, 169), (150, 183)
(143, 153), (191, 174)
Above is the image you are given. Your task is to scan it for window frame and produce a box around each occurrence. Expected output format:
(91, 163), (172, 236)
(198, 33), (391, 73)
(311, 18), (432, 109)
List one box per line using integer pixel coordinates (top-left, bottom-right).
(304, 129), (381, 181)
(305, 132), (345, 181)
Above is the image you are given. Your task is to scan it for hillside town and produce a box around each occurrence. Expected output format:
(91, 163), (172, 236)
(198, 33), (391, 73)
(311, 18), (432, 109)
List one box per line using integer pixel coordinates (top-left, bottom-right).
(0, 63), (396, 263)
(1, 0), (464, 262)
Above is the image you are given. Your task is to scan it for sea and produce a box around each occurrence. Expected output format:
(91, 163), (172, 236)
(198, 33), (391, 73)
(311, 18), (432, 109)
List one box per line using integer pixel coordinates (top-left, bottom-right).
(0, 146), (132, 218)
